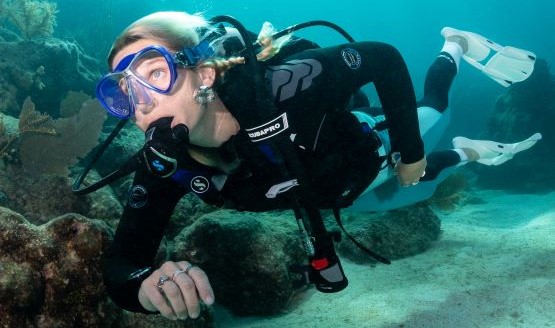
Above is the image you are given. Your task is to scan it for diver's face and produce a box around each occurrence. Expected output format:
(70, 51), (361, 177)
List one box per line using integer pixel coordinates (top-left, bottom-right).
(112, 38), (207, 132)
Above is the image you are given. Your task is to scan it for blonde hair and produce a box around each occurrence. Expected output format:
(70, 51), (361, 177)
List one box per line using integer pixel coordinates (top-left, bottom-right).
(107, 11), (286, 76)
(107, 11), (208, 67)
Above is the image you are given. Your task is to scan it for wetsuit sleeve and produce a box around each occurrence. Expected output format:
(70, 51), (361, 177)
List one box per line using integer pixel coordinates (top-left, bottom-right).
(103, 168), (187, 313)
(288, 42), (424, 164)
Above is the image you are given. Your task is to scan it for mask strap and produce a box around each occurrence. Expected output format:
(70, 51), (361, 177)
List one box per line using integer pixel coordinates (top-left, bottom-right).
(174, 40), (212, 67)
(175, 24), (227, 67)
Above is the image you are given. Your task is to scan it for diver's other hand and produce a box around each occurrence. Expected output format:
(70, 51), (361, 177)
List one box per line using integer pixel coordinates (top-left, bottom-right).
(138, 261), (214, 320)
(395, 156), (427, 187)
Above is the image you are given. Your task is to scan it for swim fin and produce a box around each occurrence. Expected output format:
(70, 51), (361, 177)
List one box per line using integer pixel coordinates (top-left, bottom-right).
(452, 132), (542, 166)
(442, 27), (536, 87)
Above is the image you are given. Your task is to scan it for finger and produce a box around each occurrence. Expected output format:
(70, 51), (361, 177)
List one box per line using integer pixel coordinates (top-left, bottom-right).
(142, 279), (176, 320)
(160, 280), (189, 320)
(173, 270), (201, 318)
(396, 172), (408, 186)
(397, 174), (412, 187)
(187, 266), (215, 306)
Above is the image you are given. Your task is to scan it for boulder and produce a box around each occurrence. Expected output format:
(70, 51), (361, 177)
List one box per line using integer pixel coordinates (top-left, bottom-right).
(337, 204), (442, 263)
(172, 210), (306, 316)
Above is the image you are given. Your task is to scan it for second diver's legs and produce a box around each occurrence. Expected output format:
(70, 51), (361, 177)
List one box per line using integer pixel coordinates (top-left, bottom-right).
(417, 39), (462, 152)
(422, 132), (542, 182)
(350, 31), (539, 211)
(351, 133), (541, 212)
(354, 38), (465, 191)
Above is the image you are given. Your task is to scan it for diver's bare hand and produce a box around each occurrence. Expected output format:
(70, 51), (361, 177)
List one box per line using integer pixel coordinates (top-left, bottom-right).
(395, 156), (427, 187)
(138, 261), (214, 320)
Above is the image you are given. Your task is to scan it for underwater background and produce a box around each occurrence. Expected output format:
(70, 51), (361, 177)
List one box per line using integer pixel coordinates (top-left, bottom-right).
(54, 0), (555, 137)
(1, 0), (554, 327)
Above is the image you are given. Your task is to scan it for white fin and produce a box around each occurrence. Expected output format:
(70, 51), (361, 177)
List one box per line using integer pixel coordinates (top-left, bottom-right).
(452, 133), (542, 166)
(442, 27), (536, 87)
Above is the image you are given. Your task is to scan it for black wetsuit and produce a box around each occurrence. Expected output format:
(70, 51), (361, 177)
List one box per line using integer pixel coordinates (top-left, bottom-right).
(103, 41), (424, 313)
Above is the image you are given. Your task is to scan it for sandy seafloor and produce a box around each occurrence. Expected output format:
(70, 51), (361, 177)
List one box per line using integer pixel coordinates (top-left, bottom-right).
(214, 189), (555, 328)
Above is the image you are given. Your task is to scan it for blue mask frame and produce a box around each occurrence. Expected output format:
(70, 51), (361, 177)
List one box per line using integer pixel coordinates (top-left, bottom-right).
(96, 41), (215, 119)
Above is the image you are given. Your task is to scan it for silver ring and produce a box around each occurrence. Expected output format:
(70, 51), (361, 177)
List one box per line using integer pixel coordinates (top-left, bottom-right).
(411, 181), (419, 185)
(172, 269), (186, 281)
(172, 264), (195, 281)
(157, 274), (170, 292)
(184, 263), (195, 275)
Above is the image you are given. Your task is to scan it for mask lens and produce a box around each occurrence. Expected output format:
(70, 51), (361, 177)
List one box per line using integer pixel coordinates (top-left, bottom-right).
(129, 48), (173, 92)
(127, 77), (154, 114)
(96, 46), (178, 119)
(96, 73), (133, 118)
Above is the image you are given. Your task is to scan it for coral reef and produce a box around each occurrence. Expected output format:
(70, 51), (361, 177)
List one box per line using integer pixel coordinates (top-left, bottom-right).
(0, 95), (105, 176)
(0, 164), (122, 225)
(0, 37), (99, 117)
(0, 0), (58, 40)
(0, 95), (113, 224)
(0, 96), (55, 164)
(59, 90), (90, 117)
(19, 97), (106, 176)
(0, 207), (215, 328)
(0, 208), (114, 327)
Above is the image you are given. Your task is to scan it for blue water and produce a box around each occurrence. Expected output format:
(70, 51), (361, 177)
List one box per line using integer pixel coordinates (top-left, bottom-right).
(56, 0), (555, 138)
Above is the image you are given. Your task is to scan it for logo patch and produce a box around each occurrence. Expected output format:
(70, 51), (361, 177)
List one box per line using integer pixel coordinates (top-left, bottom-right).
(341, 48), (361, 69)
(129, 185), (148, 209)
(151, 159), (165, 172)
(245, 113), (289, 142)
(190, 176), (210, 194)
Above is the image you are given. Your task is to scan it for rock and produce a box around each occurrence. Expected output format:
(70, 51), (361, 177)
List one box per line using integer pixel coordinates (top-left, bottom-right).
(337, 204), (441, 264)
(0, 208), (116, 327)
(0, 38), (99, 117)
(479, 58), (555, 192)
(0, 207), (214, 327)
(172, 206), (442, 315)
(0, 260), (43, 314)
(0, 166), (121, 226)
(172, 210), (306, 316)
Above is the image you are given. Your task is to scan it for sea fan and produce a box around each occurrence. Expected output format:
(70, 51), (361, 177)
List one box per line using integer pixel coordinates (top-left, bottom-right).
(1, 0), (58, 40)
(18, 96), (56, 135)
(0, 97), (55, 161)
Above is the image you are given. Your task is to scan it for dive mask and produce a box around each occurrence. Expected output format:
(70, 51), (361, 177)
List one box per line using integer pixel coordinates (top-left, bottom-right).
(96, 41), (215, 119)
